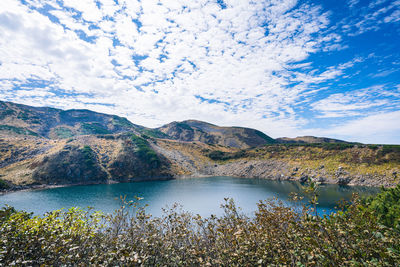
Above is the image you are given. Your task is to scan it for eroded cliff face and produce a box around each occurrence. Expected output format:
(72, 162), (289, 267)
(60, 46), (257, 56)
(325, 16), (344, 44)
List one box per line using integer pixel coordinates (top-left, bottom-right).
(32, 145), (108, 184)
(0, 134), (174, 190)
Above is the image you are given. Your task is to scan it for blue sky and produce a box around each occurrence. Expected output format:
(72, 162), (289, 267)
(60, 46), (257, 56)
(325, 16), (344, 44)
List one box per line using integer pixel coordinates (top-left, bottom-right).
(0, 0), (399, 144)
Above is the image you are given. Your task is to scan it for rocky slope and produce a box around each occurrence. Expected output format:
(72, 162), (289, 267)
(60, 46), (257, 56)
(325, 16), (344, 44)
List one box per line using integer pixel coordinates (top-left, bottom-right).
(0, 100), (146, 139)
(152, 140), (400, 188)
(1, 101), (399, 192)
(276, 136), (349, 144)
(157, 120), (275, 148)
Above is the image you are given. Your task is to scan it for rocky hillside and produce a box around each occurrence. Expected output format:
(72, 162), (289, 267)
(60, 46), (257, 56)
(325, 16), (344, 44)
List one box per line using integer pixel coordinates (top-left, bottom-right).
(0, 101), (399, 191)
(0, 100), (146, 139)
(157, 120), (276, 148)
(0, 134), (173, 190)
(276, 136), (349, 144)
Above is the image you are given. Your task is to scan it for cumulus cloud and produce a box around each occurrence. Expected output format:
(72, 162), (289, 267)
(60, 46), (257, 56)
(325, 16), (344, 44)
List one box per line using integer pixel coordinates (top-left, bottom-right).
(0, 0), (398, 142)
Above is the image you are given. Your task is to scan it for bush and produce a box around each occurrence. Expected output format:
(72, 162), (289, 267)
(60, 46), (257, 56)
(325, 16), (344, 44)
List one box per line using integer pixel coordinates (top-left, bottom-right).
(0, 125), (39, 136)
(364, 184), (400, 229)
(80, 123), (111, 135)
(207, 150), (247, 161)
(0, 179), (9, 190)
(81, 145), (95, 167)
(54, 127), (74, 138)
(131, 135), (160, 168)
(1, 193), (400, 266)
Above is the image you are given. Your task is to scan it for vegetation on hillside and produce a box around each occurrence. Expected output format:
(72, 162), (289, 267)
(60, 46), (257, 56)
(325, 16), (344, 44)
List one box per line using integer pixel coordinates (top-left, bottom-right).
(253, 129), (276, 143)
(130, 135), (160, 168)
(139, 128), (170, 139)
(54, 127), (74, 138)
(364, 184), (400, 229)
(1, 185), (400, 266)
(205, 144), (400, 178)
(0, 125), (38, 136)
(80, 123), (111, 135)
(111, 116), (134, 128)
(0, 179), (9, 190)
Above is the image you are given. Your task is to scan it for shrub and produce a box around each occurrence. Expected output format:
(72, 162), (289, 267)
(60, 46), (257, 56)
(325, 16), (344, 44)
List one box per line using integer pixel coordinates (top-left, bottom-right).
(0, 125), (39, 136)
(1, 195), (400, 266)
(112, 116), (134, 128)
(207, 150), (247, 161)
(54, 127), (74, 138)
(81, 145), (95, 167)
(130, 135), (160, 168)
(364, 184), (400, 229)
(0, 179), (9, 190)
(80, 123), (111, 135)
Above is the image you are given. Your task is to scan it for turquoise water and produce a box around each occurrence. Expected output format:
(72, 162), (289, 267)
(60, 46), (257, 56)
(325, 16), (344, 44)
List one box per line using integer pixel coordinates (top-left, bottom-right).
(0, 177), (380, 217)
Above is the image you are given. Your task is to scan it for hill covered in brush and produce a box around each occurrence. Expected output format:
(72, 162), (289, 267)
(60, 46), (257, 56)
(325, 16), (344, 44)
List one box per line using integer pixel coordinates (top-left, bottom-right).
(0, 100), (399, 191)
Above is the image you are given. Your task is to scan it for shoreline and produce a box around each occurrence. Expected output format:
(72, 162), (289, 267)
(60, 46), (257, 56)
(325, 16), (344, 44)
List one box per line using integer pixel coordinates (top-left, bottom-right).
(0, 176), (175, 195)
(1, 174), (387, 196)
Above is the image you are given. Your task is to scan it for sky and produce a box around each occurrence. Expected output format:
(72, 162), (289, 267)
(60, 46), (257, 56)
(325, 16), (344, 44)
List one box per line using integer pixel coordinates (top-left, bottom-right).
(0, 0), (399, 144)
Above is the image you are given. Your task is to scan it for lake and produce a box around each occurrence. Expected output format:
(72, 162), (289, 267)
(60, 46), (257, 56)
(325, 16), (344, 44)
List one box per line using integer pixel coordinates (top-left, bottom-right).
(0, 176), (380, 217)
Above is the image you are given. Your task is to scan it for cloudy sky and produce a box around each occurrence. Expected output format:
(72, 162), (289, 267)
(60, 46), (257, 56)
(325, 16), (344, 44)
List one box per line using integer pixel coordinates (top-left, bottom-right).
(0, 0), (399, 144)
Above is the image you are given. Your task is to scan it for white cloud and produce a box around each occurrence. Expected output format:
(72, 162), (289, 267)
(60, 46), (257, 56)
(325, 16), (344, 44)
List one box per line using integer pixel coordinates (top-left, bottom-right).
(0, 0), (398, 143)
(307, 111), (400, 144)
(311, 85), (399, 118)
(341, 0), (400, 36)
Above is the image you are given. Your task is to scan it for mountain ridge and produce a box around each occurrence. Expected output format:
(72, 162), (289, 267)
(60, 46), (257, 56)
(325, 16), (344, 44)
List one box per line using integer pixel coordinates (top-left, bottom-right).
(0, 100), (350, 146)
(1, 100), (399, 192)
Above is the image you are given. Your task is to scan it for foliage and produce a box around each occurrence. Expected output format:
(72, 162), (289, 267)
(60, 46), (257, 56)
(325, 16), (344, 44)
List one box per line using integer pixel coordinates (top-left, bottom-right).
(81, 145), (95, 167)
(16, 111), (39, 122)
(364, 183), (400, 230)
(253, 129), (276, 143)
(81, 122), (111, 135)
(130, 135), (160, 168)
(266, 142), (356, 150)
(0, 125), (39, 136)
(54, 127), (74, 138)
(1, 193), (400, 266)
(207, 150), (247, 161)
(112, 116), (134, 128)
(0, 179), (9, 190)
(59, 110), (95, 123)
(0, 108), (15, 120)
(97, 134), (115, 140)
(206, 144), (400, 168)
(175, 122), (193, 131)
(139, 128), (170, 139)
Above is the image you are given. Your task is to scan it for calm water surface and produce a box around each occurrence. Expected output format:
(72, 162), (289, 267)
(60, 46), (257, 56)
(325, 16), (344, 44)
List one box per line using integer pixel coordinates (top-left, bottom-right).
(0, 177), (380, 217)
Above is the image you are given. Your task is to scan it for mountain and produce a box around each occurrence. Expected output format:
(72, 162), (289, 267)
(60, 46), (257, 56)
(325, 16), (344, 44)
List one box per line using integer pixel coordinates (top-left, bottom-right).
(157, 120), (276, 148)
(0, 101), (276, 149)
(276, 136), (349, 144)
(0, 100), (399, 191)
(0, 100), (143, 139)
